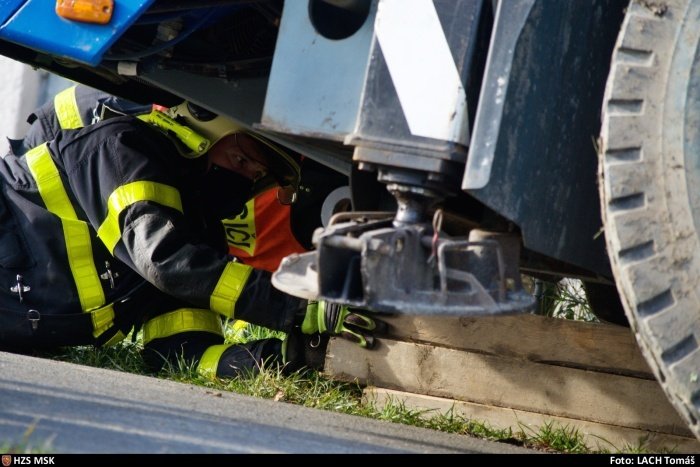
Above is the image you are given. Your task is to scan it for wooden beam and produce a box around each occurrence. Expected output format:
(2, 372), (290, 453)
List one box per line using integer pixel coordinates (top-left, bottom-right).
(326, 337), (691, 436)
(381, 314), (652, 377)
(365, 388), (700, 453)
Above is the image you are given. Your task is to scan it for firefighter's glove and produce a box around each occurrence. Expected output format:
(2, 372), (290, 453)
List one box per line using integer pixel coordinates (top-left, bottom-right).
(301, 301), (385, 349)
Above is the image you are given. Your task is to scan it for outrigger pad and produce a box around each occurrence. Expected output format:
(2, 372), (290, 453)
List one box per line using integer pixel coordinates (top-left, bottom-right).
(273, 213), (535, 316)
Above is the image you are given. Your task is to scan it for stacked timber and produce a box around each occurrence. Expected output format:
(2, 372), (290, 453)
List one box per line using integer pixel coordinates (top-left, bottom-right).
(324, 314), (700, 452)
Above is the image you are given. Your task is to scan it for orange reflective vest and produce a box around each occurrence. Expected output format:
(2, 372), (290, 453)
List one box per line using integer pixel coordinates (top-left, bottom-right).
(222, 188), (307, 272)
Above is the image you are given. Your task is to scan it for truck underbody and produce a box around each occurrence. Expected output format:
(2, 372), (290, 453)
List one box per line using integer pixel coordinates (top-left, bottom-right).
(2, 0), (700, 441)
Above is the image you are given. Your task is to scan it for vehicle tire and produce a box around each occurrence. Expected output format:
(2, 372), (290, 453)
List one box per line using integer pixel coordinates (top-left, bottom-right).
(600, 0), (700, 438)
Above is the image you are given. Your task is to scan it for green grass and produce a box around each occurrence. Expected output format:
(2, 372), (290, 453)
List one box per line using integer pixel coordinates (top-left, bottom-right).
(31, 315), (672, 455)
(45, 337), (150, 376)
(526, 277), (599, 322)
(21, 281), (673, 454)
(11, 279), (657, 454)
(520, 420), (590, 453)
(1, 424), (54, 454)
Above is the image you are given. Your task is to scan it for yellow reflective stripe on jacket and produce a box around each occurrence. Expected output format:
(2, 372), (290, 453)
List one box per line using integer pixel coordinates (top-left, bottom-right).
(221, 198), (256, 256)
(210, 262), (252, 319)
(92, 303), (125, 345)
(197, 344), (233, 377)
(25, 144), (106, 312)
(142, 308), (223, 345)
(97, 181), (183, 253)
(103, 330), (126, 347)
(91, 304), (115, 338)
(54, 85), (83, 130)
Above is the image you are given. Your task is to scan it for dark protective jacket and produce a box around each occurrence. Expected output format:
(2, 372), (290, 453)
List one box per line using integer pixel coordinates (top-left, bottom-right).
(0, 116), (301, 350)
(21, 84), (150, 153)
(22, 85), (349, 274)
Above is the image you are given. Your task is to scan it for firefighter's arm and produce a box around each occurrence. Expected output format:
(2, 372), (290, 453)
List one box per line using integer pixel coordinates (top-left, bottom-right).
(63, 120), (300, 330)
(117, 202), (301, 332)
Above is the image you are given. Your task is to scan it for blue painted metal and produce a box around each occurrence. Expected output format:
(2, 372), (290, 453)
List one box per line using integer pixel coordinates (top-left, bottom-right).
(0, 0), (25, 26)
(0, 0), (155, 66)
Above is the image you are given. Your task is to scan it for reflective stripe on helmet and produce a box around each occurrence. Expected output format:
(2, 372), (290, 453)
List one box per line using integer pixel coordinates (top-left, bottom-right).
(25, 143), (106, 312)
(209, 261), (252, 319)
(54, 85), (83, 130)
(97, 181), (183, 254)
(142, 308), (224, 345)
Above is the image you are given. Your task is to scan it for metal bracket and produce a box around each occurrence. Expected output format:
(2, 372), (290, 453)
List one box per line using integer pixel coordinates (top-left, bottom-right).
(27, 309), (40, 331)
(10, 274), (30, 303)
(273, 212), (534, 315)
(100, 261), (119, 289)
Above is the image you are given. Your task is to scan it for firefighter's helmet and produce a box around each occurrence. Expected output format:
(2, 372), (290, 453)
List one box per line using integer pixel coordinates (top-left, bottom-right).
(168, 101), (300, 195)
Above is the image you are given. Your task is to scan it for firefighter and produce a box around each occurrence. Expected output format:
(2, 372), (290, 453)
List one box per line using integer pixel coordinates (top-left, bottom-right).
(19, 84), (360, 341)
(17, 84), (151, 153)
(0, 92), (379, 378)
(19, 84), (350, 273)
(171, 101), (350, 273)
(18, 84), (373, 350)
